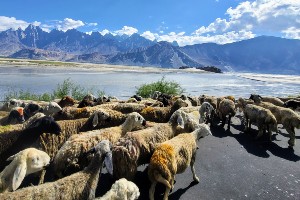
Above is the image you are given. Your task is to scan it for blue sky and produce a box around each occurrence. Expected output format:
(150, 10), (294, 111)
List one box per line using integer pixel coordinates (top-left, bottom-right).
(0, 0), (299, 46)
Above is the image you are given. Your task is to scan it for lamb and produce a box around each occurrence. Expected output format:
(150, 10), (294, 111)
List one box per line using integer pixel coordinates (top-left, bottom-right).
(148, 125), (212, 200)
(0, 107), (25, 126)
(140, 99), (188, 122)
(239, 98), (278, 140)
(0, 148), (50, 193)
(0, 116), (61, 170)
(95, 178), (140, 200)
(112, 110), (201, 180)
(0, 140), (113, 200)
(216, 98), (236, 130)
(250, 94), (300, 147)
(199, 102), (215, 124)
(53, 112), (146, 177)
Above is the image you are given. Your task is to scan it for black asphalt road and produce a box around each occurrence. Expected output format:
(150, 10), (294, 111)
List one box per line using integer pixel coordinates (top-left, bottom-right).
(96, 115), (300, 200)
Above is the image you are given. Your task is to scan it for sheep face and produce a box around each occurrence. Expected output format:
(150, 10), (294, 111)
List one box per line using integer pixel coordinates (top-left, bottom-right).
(44, 102), (62, 116)
(194, 124), (212, 140)
(1, 148), (50, 192)
(24, 149), (50, 175)
(27, 116), (61, 135)
(129, 112), (146, 127)
(91, 110), (111, 127)
(249, 94), (262, 103)
(24, 103), (42, 119)
(7, 108), (25, 124)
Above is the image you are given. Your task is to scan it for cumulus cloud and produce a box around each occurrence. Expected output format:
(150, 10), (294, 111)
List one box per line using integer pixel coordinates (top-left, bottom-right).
(113, 26), (138, 36)
(141, 31), (157, 41)
(99, 29), (110, 35)
(194, 0), (300, 39)
(0, 16), (33, 31)
(282, 27), (300, 39)
(55, 18), (85, 31)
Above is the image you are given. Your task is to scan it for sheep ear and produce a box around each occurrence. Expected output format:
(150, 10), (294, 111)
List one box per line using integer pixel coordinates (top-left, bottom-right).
(92, 113), (99, 127)
(7, 154), (17, 161)
(12, 161), (27, 191)
(177, 115), (185, 129)
(104, 151), (113, 175)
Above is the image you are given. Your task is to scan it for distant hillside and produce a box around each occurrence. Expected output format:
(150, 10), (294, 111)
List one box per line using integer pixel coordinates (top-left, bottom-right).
(1, 25), (300, 74)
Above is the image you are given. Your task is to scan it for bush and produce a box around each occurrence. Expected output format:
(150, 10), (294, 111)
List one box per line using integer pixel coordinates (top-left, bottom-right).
(136, 76), (184, 98)
(3, 78), (105, 101)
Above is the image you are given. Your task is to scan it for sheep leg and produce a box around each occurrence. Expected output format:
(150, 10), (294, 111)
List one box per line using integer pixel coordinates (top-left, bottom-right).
(221, 115), (226, 128)
(286, 127), (296, 147)
(191, 154), (199, 182)
(163, 186), (171, 200)
(38, 170), (46, 185)
(227, 115), (231, 130)
(149, 181), (157, 200)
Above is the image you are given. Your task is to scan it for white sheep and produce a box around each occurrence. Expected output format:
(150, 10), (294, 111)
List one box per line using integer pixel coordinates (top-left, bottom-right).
(250, 94), (300, 147)
(0, 148), (50, 193)
(112, 110), (201, 180)
(148, 124), (211, 200)
(42, 101), (62, 116)
(95, 178), (140, 200)
(0, 140), (113, 200)
(53, 112), (146, 177)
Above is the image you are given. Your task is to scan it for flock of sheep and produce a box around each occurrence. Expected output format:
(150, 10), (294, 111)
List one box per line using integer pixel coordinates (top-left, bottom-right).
(0, 92), (299, 200)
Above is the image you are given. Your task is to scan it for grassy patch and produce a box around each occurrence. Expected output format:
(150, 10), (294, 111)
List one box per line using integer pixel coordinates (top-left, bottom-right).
(3, 78), (105, 101)
(136, 76), (184, 98)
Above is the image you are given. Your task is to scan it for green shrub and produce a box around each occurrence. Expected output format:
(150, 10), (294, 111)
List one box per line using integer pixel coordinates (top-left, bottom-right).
(3, 78), (105, 101)
(136, 76), (184, 98)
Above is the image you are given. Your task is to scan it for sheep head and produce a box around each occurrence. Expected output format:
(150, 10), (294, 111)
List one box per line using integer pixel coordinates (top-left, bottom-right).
(193, 123), (212, 140)
(6, 107), (25, 125)
(91, 110), (111, 127)
(26, 116), (61, 135)
(1, 148), (50, 192)
(249, 94), (263, 103)
(44, 102), (62, 116)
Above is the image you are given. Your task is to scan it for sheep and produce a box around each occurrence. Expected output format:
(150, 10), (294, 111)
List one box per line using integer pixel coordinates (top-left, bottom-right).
(57, 96), (76, 108)
(23, 103), (43, 120)
(151, 91), (173, 107)
(0, 148), (50, 193)
(216, 98), (236, 130)
(250, 94), (284, 107)
(250, 94), (300, 147)
(0, 140), (113, 200)
(54, 103), (144, 120)
(0, 116), (61, 171)
(42, 101), (62, 116)
(283, 99), (300, 110)
(140, 98), (188, 122)
(0, 107), (25, 126)
(35, 110), (111, 159)
(1, 99), (25, 111)
(199, 95), (217, 109)
(199, 102), (215, 124)
(95, 178), (140, 200)
(239, 99), (278, 140)
(112, 110), (201, 180)
(53, 112), (146, 177)
(148, 124), (211, 200)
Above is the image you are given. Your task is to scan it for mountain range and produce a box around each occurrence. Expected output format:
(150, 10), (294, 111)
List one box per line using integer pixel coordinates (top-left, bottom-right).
(1, 25), (300, 74)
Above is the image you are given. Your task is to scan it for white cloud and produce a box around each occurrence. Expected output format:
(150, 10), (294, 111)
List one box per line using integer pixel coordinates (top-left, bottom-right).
(0, 16), (33, 31)
(56, 18), (85, 31)
(113, 26), (138, 36)
(141, 31), (157, 41)
(194, 0), (300, 38)
(99, 29), (110, 35)
(282, 27), (300, 39)
(87, 22), (98, 27)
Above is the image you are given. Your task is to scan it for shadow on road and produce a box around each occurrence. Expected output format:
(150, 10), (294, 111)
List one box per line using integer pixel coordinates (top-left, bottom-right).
(169, 180), (198, 200)
(211, 123), (300, 161)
